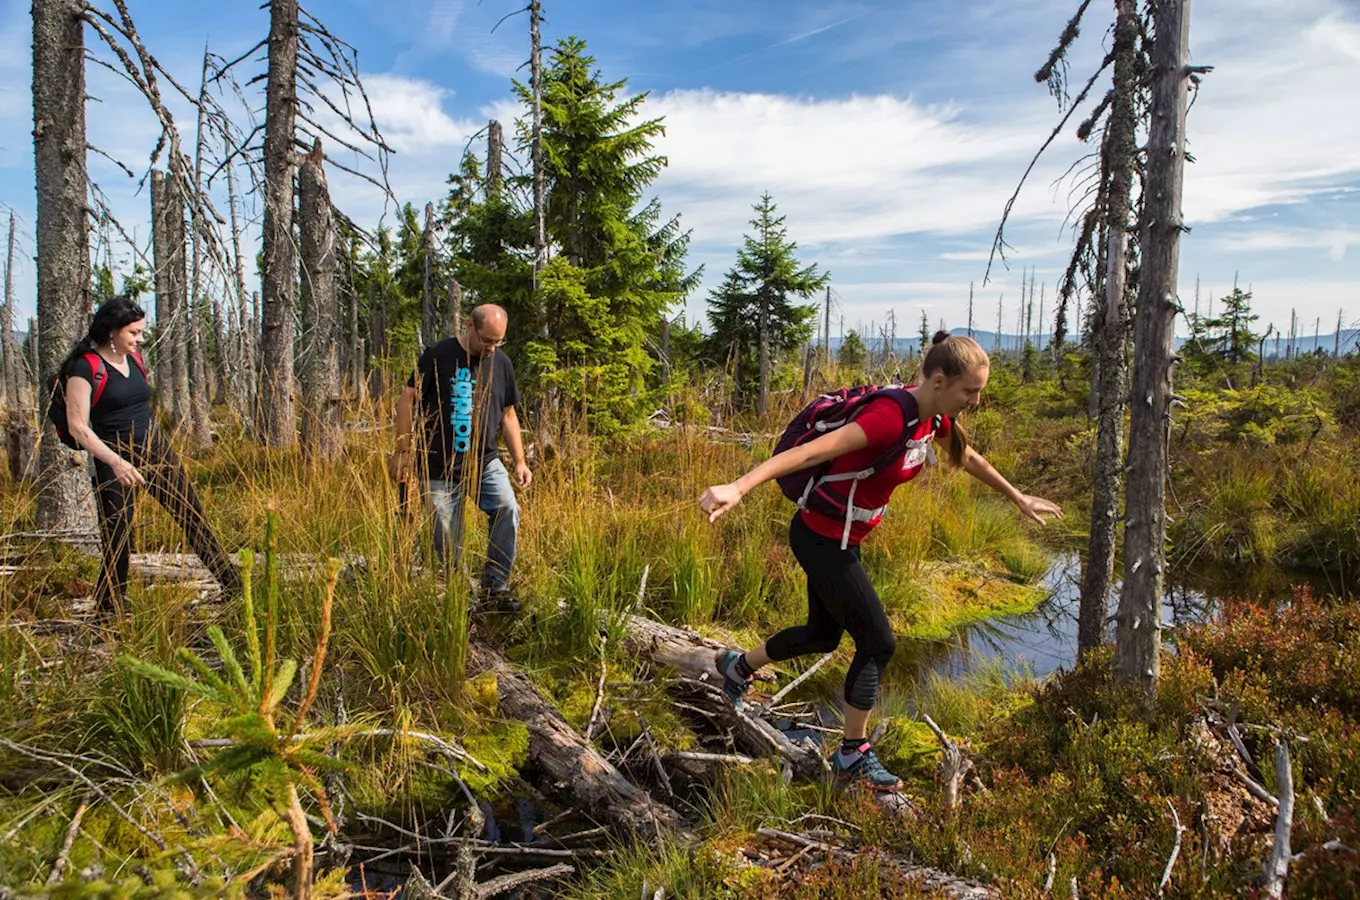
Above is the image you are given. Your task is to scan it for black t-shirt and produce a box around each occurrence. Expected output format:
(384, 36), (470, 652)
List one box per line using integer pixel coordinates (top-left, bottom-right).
(407, 338), (520, 480)
(69, 353), (154, 444)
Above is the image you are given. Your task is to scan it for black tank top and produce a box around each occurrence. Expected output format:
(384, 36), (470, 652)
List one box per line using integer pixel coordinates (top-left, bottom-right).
(69, 353), (154, 443)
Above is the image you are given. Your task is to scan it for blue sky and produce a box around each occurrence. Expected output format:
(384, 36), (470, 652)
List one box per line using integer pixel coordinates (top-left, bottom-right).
(1, 0), (1358, 340)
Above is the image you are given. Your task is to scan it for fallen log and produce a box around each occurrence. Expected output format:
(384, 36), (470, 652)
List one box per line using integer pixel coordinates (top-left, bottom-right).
(621, 613), (827, 781)
(467, 644), (695, 844)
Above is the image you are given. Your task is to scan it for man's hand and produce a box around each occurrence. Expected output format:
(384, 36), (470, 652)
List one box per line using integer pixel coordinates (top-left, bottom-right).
(388, 449), (412, 484)
(514, 461), (532, 488)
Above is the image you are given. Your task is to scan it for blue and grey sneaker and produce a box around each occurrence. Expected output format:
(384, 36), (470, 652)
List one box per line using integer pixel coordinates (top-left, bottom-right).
(714, 650), (753, 710)
(834, 742), (903, 793)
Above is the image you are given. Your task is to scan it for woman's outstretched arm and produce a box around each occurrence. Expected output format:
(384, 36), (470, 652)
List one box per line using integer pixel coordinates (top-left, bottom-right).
(699, 423), (871, 522)
(960, 446), (1063, 525)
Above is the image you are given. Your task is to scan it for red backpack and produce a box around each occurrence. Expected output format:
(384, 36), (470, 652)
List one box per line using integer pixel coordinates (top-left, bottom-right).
(45, 351), (148, 449)
(773, 385), (941, 548)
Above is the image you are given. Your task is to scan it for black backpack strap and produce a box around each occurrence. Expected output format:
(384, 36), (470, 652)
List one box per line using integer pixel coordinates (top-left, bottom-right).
(861, 388), (921, 476)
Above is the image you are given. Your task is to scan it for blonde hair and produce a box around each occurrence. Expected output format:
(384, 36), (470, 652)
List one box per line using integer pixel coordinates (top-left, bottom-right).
(922, 331), (988, 466)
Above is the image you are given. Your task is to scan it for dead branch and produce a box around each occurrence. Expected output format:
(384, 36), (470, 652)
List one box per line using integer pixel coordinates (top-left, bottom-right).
(584, 632), (608, 742)
(0, 739), (198, 879)
(666, 751), (755, 766)
(1233, 767), (1279, 808)
(1159, 798), (1183, 895)
(45, 794), (93, 885)
(983, 52), (1114, 285)
(1035, 0), (1097, 98)
(472, 863), (574, 899)
(763, 651), (834, 710)
(636, 716), (674, 800)
(1263, 739), (1294, 899)
(923, 713), (973, 810)
(85, 143), (136, 179)
(208, 38), (268, 80)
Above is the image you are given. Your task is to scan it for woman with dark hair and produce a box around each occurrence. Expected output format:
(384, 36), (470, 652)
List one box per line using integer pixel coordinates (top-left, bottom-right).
(699, 332), (1063, 793)
(61, 297), (240, 613)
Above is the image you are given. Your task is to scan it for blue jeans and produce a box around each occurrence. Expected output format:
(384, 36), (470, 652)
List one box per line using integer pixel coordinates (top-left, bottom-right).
(427, 458), (519, 593)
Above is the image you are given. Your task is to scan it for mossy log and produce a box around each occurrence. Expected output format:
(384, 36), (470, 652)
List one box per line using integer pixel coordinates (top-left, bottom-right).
(467, 643), (696, 844)
(620, 613), (828, 781)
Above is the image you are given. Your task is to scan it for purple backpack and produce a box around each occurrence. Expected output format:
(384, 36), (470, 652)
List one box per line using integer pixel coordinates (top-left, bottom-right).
(774, 385), (939, 548)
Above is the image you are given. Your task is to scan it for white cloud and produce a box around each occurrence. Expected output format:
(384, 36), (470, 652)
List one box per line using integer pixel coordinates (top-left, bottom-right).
(1182, 0), (1360, 222)
(649, 89), (1071, 250)
(1209, 228), (1360, 262)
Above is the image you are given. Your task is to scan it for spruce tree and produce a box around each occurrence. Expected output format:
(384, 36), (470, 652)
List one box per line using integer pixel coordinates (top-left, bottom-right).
(706, 193), (826, 410)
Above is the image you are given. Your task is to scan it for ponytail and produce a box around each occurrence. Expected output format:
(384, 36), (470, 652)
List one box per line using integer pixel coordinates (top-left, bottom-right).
(922, 330), (988, 467)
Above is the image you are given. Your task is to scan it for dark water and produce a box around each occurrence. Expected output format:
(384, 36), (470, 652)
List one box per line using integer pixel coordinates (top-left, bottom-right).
(913, 550), (1349, 682)
(922, 551), (1208, 680)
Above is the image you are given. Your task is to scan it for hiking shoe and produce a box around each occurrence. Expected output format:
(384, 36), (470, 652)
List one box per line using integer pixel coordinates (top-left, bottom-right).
(834, 742), (902, 793)
(484, 589), (521, 614)
(714, 650), (753, 710)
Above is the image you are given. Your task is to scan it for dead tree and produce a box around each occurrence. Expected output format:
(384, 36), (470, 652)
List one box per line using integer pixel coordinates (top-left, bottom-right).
(3, 212), (31, 413)
(487, 118), (504, 197)
(258, 0), (301, 447)
(149, 168), (189, 432)
(529, 0), (547, 295)
(421, 201), (436, 348)
(187, 44), (213, 445)
(150, 171), (172, 397)
(1116, 0), (1197, 694)
(223, 129), (254, 419)
(449, 276), (463, 336)
(32, 0), (97, 537)
(298, 142), (343, 463)
(1079, 0), (1139, 658)
(758, 287), (771, 414)
(368, 280), (387, 400)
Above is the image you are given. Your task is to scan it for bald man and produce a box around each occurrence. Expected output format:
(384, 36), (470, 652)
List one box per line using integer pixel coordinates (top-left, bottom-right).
(392, 304), (531, 609)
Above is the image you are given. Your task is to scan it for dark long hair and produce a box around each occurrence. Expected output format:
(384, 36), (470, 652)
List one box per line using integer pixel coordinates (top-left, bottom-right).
(61, 296), (146, 376)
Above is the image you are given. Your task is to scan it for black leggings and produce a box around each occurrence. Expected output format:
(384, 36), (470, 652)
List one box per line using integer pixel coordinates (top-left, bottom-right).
(92, 428), (239, 608)
(766, 514), (897, 711)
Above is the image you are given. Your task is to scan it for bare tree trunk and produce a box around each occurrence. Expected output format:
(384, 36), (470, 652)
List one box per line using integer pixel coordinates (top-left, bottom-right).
(185, 42), (213, 445)
(298, 145), (342, 464)
(823, 286), (833, 367)
(487, 118), (503, 197)
(224, 145), (253, 420)
(368, 281), (386, 401)
(2, 212), (27, 411)
(1078, 0), (1137, 659)
(1115, 0), (1193, 694)
(528, 0), (553, 444)
(758, 292), (770, 415)
(151, 170), (172, 395)
(33, 0), (96, 537)
(259, 0), (300, 447)
(529, 0), (547, 298)
(966, 282), (974, 339)
(448, 276), (462, 336)
(348, 254), (362, 399)
(0, 216), (10, 414)
(169, 168), (190, 433)
(421, 201), (435, 348)
(211, 297), (229, 408)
